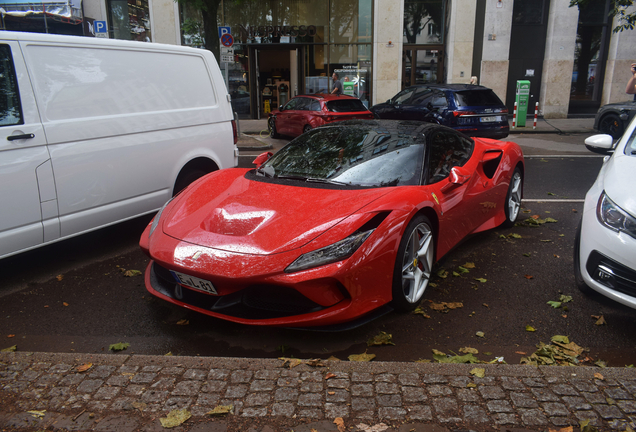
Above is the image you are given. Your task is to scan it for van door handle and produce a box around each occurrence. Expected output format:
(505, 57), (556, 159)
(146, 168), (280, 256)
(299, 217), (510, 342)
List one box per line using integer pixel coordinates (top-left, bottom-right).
(7, 133), (35, 141)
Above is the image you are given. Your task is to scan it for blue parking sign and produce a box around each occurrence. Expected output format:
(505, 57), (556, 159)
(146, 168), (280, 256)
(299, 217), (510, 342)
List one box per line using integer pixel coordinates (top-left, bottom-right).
(218, 26), (231, 38)
(94, 21), (107, 33)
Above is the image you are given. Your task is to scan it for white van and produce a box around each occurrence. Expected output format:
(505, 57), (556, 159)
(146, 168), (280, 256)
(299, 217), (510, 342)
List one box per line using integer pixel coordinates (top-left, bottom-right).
(0, 31), (238, 259)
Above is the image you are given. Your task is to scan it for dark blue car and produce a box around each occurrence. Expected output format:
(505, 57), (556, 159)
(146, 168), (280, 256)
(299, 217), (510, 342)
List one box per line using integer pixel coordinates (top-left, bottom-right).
(370, 84), (509, 139)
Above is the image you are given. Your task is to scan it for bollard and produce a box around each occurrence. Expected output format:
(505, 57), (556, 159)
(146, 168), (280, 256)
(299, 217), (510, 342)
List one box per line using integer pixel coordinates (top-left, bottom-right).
(512, 101), (517, 129)
(533, 102), (538, 130)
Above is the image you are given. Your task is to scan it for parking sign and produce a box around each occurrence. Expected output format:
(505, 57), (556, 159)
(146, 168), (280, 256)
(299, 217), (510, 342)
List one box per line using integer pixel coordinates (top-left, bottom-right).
(218, 26), (231, 38)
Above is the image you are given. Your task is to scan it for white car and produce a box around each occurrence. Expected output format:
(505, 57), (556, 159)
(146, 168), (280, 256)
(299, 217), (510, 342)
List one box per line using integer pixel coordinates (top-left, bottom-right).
(574, 117), (636, 308)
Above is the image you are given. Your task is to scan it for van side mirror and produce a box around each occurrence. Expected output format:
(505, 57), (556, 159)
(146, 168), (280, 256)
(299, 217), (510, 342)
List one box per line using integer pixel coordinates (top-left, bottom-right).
(584, 134), (614, 155)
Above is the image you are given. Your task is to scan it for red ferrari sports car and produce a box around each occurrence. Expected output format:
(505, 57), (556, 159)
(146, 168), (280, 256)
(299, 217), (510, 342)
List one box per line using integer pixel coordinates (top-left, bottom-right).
(268, 93), (374, 138)
(140, 120), (524, 329)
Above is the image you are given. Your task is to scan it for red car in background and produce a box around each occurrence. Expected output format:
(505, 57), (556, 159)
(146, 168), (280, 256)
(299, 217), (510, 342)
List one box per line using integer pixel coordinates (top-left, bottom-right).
(268, 94), (374, 138)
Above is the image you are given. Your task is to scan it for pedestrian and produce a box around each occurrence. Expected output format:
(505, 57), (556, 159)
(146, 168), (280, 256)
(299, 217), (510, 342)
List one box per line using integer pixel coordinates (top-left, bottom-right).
(470, 76), (478, 85)
(331, 72), (343, 95)
(626, 63), (636, 98)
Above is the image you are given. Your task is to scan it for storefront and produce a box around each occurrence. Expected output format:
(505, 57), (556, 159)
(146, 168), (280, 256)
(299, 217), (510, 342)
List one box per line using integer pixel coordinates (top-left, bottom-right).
(216, 0), (373, 119)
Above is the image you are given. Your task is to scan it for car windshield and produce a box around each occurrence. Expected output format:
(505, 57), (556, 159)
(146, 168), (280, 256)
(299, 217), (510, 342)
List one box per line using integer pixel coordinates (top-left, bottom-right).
(259, 124), (424, 187)
(326, 99), (368, 112)
(454, 89), (504, 107)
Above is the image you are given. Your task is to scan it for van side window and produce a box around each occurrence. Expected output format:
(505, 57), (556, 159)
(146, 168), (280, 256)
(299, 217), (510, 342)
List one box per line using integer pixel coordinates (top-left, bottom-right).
(0, 45), (22, 127)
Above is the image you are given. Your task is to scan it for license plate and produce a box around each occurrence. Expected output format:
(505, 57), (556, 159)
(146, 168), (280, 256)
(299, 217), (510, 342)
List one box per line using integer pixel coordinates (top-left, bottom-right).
(480, 116), (498, 123)
(170, 270), (217, 295)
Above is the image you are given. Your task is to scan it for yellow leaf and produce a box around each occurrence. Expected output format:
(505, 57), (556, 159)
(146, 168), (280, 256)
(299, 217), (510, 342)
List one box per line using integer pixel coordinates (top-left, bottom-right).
(470, 368), (485, 378)
(526, 325), (536, 332)
(348, 352), (376, 362)
(159, 409), (191, 428)
(463, 262), (476, 269)
(176, 319), (189, 325)
(7, 334), (14, 338)
(56, 274), (64, 281)
(325, 373), (336, 379)
(459, 347), (478, 354)
(279, 357), (302, 369)
(1, 345), (17, 352)
(207, 405), (233, 416)
(123, 269), (142, 277)
(27, 410), (46, 418)
(334, 417), (346, 432)
(62, 302), (69, 307)
(476, 331), (485, 338)
(367, 331), (395, 347)
(594, 372), (604, 380)
(595, 315), (606, 325)
(76, 363), (93, 372)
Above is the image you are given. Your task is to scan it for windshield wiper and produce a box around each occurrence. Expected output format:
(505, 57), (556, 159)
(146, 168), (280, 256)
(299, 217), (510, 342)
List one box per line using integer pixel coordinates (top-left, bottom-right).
(256, 165), (275, 178)
(275, 174), (309, 181)
(306, 177), (348, 185)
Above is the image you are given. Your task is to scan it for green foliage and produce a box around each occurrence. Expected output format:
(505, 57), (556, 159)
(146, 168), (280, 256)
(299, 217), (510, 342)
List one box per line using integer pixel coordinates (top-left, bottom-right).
(570, 0), (636, 33)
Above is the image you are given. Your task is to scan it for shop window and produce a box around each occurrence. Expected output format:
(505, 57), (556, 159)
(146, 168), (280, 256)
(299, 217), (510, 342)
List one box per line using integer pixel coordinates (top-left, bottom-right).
(403, 0), (444, 44)
(330, 0), (372, 44)
(107, 0), (151, 41)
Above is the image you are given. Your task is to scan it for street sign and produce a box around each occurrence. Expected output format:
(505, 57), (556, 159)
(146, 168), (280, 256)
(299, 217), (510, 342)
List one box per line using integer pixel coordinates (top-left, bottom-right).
(220, 33), (234, 48)
(220, 55), (234, 63)
(94, 20), (107, 38)
(220, 47), (234, 55)
(218, 26), (231, 38)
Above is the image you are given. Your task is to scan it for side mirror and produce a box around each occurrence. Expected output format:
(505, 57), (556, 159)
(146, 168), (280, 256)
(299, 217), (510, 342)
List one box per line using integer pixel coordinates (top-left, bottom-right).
(584, 134), (614, 155)
(279, 105), (283, 110)
(441, 166), (471, 192)
(253, 151), (273, 168)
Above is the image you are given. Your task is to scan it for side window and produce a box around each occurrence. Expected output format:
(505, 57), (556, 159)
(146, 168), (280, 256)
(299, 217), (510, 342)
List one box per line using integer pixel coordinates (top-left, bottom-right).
(0, 45), (23, 127)
(411, 88), (433, 106)
(283, 98), (298, 110)
(310, 100), (321, 111)
(295, 97), (309, 110)
(391, 88), (415, 105)
(426, 131), (473, 184)
(429, 91), (448, 108)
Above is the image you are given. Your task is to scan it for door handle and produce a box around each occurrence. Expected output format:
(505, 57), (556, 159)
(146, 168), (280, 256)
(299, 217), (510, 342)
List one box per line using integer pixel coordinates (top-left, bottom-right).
(7, 133), (35, 141)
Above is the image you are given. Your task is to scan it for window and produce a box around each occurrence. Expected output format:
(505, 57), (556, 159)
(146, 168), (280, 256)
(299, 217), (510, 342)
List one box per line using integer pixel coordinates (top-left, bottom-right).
(310, 100), (321, 111)
(284, 98), (299, 110)
(426, 131), (472, 184)
(0, 45), (22, 127)
(411, 87), (433, 105)
(429, 91), (447, 108)
(391, 87), (416, 105)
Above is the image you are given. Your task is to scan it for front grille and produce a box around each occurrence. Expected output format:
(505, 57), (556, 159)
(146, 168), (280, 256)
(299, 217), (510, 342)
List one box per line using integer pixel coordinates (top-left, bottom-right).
(149, 262), (328, 319)
(586, 250), (636, 297)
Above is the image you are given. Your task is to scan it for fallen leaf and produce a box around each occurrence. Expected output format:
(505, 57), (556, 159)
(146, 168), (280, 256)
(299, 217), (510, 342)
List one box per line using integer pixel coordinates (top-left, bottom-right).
(508, 233), (522, 239)
(109, 342), (130, 352)
(348, 352), (376, 362)
(515, 351), (527, 355)
(475, 331), (485, 338)
(1, 345), (17, 352)
(523, 253), (531, 257)
(463, 262), (476, 269)
(551, 335), (570, 344)
(7, 335), (14, 338)
(123, 269), (142, 277)
(607, 397), (616, 405)
(159, 408), (191, 428)
(325, 373), (336, 379)
(559, 295), (573, 303)
(525, 325), (536, 332)
(412, 307), (431, 318)
(165, 352), (173, 356)
(280, 357), (302, 369)
(327, 356), (340, 361)
(176, 319), (189, 325)
(62, 302), (69, 307)
(470, 367), (485, 378)
(547, 192), (556, 196)
(207, 405), (233, 416)
(27, 410), (46, 419)
(436, 269), (448, 278)
(466, 383), (477, 388)
(474, 278), (487, 283)
(132, 401), (146, 411)
(554, 254), (560, 258)
(545, 217), (558, 223)
(367, 331), (395, 347)
(524, 275), (534, 279)
(482, 303), (489, 308)
(432, 348), (446, 356)
(459, 347), (478, 354)
(76, 363), (93, 372)
(334, 417), (346, 432)
(429, 301), (463, 312)
(595, 360), (607, 368)
(540, 239), (552, 242)
(595, 315), (606, 325)
(305, 358), (326, 367)
(56, 274), (64, 281)
(547, 301), (562, 308)
(355, 423), (390, 432)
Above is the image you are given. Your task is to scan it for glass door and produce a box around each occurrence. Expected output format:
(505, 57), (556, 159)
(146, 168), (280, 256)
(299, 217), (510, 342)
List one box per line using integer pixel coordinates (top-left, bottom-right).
(402, 46), (443, 89)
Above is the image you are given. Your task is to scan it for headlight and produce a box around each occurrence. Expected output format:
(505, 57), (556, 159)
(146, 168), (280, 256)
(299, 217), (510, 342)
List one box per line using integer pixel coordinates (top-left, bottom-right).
(597, 192), (636, 239)
(149, 197), (174, 238)
(285, 229), (374, 273)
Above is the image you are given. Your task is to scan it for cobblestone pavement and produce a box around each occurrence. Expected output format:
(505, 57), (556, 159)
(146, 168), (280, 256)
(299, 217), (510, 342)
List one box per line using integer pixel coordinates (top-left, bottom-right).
(2, 352), (636, 431)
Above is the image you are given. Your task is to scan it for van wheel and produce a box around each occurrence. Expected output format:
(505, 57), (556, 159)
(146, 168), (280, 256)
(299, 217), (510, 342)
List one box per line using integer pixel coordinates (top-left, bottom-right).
(174, 169), (207, 196)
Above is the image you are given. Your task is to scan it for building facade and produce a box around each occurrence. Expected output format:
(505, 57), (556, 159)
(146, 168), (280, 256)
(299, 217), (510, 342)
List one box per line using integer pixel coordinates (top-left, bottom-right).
(2, 0), (634, 119)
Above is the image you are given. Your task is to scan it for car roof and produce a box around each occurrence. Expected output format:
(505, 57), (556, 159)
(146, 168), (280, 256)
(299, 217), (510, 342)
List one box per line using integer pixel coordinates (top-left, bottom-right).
(317, 119), (467, 137)
(407, 84), (492, 92)
(296, 93), (361, 101)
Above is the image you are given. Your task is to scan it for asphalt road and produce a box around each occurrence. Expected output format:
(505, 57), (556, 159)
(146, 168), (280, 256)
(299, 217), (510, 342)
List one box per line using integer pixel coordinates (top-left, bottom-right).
(2, 132), (634, 367)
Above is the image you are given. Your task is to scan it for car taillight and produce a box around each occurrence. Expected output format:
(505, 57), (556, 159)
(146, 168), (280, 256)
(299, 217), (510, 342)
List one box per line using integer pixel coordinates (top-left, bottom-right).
(231, 120), (238, 144)
(453, 111), (476, 117)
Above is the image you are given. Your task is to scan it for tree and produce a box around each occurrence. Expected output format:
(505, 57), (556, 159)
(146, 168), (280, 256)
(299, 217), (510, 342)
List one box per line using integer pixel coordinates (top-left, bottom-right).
(570, 0), (636, 32)
(176, 0), (222, 60)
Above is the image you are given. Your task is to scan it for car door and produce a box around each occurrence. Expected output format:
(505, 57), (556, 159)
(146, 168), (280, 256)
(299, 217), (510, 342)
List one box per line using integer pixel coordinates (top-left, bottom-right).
(0, 42), (57, 258)
(424, 129), (481, 256)
(287, 97), (310, 136)
(276, 98), (299, 136)
(376, 87), (417, 119)
(421, 91), (449, 124)
(401, 87), (433, 120)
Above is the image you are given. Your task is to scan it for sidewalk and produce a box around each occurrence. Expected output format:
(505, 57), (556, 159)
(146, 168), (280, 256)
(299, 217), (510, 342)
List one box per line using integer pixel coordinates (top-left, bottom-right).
(2, 351), (636, 431)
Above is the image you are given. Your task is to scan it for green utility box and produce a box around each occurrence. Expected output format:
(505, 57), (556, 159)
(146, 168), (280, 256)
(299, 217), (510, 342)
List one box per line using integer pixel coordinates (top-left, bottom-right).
(515, 80), (530, 127)
(343, 81), (355, 96)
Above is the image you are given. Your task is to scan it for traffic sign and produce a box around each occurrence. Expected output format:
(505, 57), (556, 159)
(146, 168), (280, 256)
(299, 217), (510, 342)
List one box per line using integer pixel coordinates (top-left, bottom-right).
(218, 26), (231, 38)
(220, 33), (234, 48)
(220, 55), (234, 63)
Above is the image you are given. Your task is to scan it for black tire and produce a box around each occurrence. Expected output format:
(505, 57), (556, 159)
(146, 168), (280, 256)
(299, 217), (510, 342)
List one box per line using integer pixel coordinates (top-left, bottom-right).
(173, 168), (207, 196)
(303, 124), (312, 134)
(269, 118), (280, 138)
(598, 113), (624, 139)
(391, 214), (434, 311)
(502, 167), (523, 228)
(574, 218), (595, 295)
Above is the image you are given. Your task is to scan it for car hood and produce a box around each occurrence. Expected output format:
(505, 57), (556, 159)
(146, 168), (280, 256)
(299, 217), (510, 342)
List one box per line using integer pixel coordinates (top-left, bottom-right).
(162, 169), (390, 255)
(603, 154), (636, 216)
